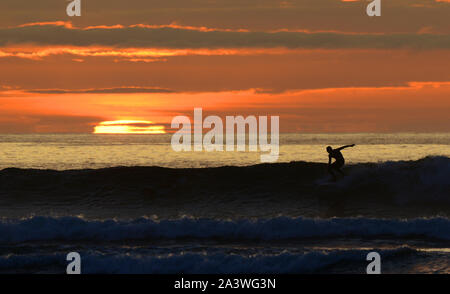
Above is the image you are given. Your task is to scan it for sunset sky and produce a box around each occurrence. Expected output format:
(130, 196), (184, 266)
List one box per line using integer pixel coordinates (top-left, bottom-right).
(0, 0), (449, 133)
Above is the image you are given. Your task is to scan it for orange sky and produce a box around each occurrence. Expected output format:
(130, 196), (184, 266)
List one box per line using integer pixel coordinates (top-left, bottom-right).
(0, 0), (449, 133)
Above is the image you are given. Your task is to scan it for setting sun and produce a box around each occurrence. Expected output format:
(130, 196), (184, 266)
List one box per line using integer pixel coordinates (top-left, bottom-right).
(93, 120), (166, 134)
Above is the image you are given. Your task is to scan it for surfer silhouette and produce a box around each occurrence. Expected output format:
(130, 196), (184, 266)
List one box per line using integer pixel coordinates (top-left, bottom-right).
(326, 144), (355, 181)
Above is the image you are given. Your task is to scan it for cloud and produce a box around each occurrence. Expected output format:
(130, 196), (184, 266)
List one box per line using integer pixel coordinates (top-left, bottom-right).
(1, 23), (450, 50)
(1, 82), (449, 133)
(1, 0), (449, 35)
(0, 114), (105, 133)
(26, 87), (176, 94)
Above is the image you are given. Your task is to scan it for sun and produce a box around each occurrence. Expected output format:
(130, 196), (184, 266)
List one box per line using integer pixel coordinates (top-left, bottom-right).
(93, 120), (166, 134)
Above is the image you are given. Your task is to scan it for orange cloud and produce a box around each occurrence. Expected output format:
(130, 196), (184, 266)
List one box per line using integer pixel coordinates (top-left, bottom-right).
(0, 46), (296, 61)
(1, 82), (449, 133)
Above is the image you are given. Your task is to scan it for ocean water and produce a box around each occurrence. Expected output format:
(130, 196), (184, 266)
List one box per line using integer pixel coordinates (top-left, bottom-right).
(0, 133), (449, 170)
(0, 133), (449, 274)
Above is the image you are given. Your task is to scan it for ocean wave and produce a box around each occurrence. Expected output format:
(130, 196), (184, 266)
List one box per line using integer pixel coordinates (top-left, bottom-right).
(331, 156), (450, 204)
(0, 247), (422, 274)
(0, 216), (449, 243)
(0, 156), (448, 206)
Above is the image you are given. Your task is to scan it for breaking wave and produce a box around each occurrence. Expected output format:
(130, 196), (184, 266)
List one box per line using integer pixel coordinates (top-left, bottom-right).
(0, 247), (425, 274)
(0, 216), (449, 243)
(0, 156), (448, 205)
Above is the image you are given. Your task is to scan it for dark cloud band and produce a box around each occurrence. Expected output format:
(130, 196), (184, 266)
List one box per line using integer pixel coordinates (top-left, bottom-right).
(1, 24), (450, 49)
(26, 87), (175, 94)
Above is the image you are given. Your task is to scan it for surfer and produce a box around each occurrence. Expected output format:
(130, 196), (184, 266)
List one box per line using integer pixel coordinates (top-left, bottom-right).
(326, 144), (355, 181)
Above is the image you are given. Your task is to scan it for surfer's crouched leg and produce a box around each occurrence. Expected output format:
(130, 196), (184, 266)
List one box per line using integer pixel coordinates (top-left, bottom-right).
(332, 161), (345, 177)
(328, 165), (337, 181)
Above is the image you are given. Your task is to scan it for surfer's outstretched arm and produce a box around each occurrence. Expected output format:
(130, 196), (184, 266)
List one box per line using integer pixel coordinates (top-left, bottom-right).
(336, 144), (355, 151)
